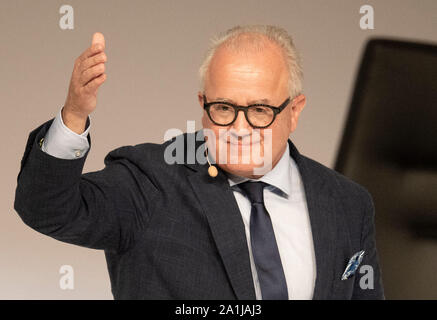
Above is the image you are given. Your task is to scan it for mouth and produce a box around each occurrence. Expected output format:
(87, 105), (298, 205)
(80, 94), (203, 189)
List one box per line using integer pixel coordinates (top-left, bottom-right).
(217, 129), (263, 147)
(226, 138), (261, 146)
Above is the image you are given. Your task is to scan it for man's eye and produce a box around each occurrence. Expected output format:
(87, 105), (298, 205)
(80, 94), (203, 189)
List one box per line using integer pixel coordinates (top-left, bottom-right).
(217, 105), (231, 111)
(254, 107), (267, 113)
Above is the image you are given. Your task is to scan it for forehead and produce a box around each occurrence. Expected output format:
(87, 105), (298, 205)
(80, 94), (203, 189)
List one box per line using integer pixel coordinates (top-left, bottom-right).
(205, 40), (289, 99)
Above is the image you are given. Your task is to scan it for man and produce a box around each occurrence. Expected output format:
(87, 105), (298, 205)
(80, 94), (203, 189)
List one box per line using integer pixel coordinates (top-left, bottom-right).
(14, 25), (384, 299)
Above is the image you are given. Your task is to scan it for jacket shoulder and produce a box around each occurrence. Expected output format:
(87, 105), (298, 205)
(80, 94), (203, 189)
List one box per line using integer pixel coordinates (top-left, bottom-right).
(103, 131), (198, 167)
(299, 154), (373, 204)
(101, 133), (196, 183)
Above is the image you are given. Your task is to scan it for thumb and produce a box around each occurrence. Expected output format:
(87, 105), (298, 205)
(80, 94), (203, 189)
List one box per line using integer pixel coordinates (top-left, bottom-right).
(91, 32), (105, 50)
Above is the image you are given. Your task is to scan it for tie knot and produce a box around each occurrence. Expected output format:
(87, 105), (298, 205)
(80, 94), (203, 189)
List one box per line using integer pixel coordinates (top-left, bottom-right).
(238, 181), (268, 204)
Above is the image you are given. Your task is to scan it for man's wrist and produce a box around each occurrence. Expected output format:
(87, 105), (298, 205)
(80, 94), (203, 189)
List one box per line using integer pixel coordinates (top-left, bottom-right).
(61, 107), (89, 134)
(40, 106), (90, 159)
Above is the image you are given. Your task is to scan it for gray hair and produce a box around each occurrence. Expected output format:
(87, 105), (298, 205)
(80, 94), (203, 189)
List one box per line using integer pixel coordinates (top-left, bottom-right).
(198, 25), (303, 99)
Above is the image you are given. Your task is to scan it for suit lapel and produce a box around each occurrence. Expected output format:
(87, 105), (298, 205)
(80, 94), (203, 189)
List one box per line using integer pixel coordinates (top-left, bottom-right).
(288, 140), (337, 299)
(187, 167), (256, 299)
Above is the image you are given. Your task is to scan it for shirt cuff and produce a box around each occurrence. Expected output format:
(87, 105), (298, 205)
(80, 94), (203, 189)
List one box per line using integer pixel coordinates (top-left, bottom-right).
(41, 107), (91, 159)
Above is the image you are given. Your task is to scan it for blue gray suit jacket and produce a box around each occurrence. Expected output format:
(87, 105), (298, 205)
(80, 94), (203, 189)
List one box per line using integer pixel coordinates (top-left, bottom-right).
(14, 119), (384, 299)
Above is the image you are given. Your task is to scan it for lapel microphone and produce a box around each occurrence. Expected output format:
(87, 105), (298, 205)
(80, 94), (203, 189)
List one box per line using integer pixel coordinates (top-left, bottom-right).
(205, 147), (218, 178)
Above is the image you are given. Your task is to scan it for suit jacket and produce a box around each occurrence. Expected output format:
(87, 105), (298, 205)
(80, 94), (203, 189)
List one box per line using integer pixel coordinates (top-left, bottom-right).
(14, 118), (384, 299)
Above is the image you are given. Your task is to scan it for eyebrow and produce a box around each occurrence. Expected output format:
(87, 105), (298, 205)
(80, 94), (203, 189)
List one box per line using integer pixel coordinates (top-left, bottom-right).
(214, 97), (272, 105)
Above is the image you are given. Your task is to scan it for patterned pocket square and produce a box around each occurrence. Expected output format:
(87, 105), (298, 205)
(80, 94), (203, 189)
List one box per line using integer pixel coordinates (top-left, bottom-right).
(341, 250), (365, 280)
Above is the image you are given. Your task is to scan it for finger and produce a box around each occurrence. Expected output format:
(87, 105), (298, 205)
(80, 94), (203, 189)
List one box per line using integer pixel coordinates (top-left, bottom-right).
(92, 32), (105, 50)
(84, 73), (107, 93)
(80, 52), (107, 71)
(77, 32), (105, 63)
(80, 63), (105, 86)
(77, 43), (104, 63)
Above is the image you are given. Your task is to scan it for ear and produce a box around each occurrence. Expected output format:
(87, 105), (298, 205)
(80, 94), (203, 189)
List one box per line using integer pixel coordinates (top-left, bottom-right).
(198, 91), (209, 128)
(290, 94), (306, 133)
(197, 91), (204, 109)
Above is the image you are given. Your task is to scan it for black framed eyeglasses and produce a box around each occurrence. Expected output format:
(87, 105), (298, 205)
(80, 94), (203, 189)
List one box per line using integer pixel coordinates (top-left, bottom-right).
(203, 94), (291, 129)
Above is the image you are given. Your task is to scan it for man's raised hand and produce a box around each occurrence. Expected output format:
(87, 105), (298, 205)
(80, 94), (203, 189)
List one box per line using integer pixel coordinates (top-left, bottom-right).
(63, 32), (107, 134)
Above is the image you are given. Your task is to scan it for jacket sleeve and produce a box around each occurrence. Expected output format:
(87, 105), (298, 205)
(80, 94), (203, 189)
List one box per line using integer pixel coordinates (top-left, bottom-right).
(14, 118), (153, 253)
(351, 190), (385, 299)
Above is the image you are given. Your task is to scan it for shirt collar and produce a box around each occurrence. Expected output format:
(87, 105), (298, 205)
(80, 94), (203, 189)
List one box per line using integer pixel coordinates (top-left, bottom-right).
(226, 143), (292, 198)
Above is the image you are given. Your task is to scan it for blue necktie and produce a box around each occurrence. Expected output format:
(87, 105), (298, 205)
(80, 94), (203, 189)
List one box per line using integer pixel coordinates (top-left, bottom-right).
(238, 181), (288, 300)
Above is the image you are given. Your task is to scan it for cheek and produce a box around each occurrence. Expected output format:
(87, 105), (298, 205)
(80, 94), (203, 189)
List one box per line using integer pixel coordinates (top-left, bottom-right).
(201, 112), (209, 128)
(265, 118), (292, 158)
(280, 108), (293, 132)
(269, 115), (292, 141)
(202, 113), (221, 139)
(201, 118), (221, 151)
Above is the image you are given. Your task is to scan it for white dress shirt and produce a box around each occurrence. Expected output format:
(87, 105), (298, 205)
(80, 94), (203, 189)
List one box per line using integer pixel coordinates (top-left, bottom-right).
(227, 144), (316, 300)
(41, 107), (90, 159)
(42, 108), (317, 299)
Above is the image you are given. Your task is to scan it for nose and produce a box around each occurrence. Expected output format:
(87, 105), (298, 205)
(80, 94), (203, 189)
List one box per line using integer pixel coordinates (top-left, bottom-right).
(231, 109), (251, 132)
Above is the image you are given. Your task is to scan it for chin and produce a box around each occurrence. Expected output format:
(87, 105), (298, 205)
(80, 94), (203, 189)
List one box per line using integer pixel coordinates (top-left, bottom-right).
(218, 163), (267, 179)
